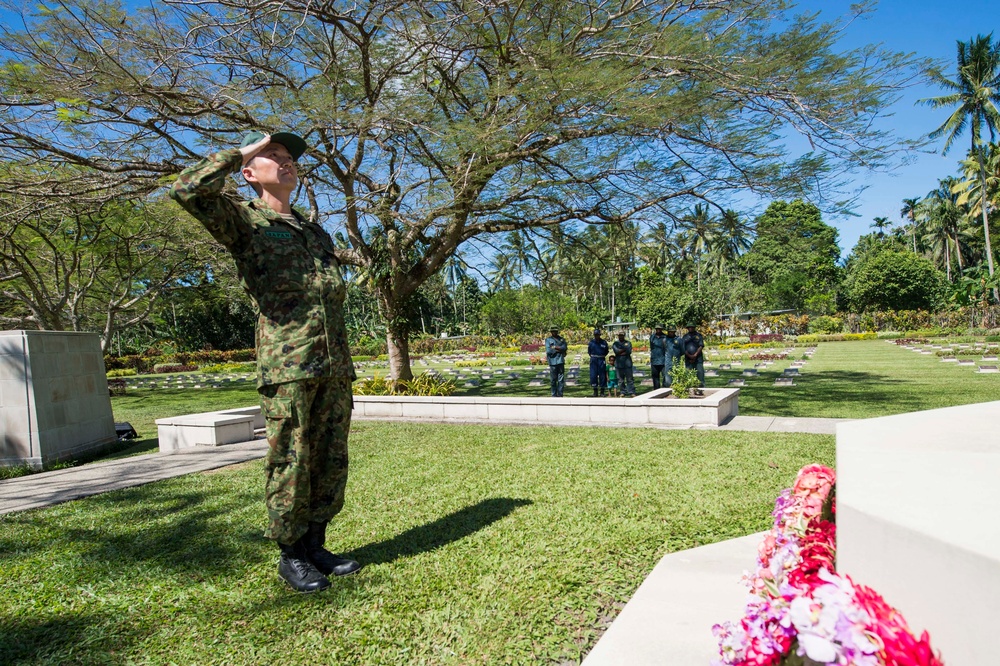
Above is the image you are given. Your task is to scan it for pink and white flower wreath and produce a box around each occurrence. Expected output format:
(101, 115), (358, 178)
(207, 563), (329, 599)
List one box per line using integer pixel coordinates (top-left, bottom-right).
(713, 465), (944, 666)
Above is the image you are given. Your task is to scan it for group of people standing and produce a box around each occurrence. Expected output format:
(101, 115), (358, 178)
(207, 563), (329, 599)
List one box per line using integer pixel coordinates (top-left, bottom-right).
(544, 324), (705, 398)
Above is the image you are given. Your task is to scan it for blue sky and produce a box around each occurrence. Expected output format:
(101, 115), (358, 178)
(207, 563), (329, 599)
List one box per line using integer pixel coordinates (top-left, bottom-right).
(804, 0), (998, 255)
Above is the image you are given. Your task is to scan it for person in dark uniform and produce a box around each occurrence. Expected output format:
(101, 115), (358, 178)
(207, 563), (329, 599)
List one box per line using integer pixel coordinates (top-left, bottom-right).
(587, 328), (610, 396)
(682, 323), (706, 387)
(545, 325), (568, 397)
(649, 324), (669, 389)
(612, 330), (636, 397)
(664, 325), (682, 387)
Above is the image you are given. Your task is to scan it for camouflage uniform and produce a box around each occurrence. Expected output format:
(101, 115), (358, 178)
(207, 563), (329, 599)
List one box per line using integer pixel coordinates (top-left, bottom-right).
(170, 148), (356, 545)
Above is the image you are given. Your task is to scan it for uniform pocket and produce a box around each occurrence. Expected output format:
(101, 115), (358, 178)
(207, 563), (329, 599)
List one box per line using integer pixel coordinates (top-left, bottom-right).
(260, 390), (294, 420)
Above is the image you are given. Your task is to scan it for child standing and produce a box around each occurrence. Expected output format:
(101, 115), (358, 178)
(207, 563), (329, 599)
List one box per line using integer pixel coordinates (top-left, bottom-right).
(606, 355), (619, 397)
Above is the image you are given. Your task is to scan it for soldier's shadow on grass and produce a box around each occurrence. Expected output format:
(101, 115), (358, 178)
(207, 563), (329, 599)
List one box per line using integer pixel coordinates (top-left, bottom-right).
(0, 486), (266, 576)
(346, 497), (533, 566)
(0, 613), (117, 666)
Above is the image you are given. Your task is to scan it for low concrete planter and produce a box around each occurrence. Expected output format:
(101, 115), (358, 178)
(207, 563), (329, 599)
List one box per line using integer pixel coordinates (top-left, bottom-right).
(154, 389), (739, 453)
(353, 387), (739, 427)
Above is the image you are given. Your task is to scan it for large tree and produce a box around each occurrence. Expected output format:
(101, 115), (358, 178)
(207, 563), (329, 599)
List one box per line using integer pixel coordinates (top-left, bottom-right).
(845, 249), (945, 312)
(0, 164), (213, 349)
(739, 200), (842, 312)
(0, 0), (920, 377)
(921, 33), (1000, 297)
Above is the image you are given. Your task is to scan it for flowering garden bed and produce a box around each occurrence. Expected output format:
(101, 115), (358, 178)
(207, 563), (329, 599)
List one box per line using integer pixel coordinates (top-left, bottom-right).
(713, 465), (944, 665)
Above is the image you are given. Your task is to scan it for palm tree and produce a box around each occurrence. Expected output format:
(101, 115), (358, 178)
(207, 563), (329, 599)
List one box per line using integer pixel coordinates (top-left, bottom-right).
(871, 216), (892, 240)
(443, 252), (470, 326)
(679, 203), (718, 291)
(923, 178), (971, 281)
(900, 197), (921, 253)
(954, 143), (1000, 223)
(486, 252), (517, 291)
(920, 33), (1000, 296)
(496, 230), (536, 289)
(639, 220), (674, 275)
(715, 209), (754, 262)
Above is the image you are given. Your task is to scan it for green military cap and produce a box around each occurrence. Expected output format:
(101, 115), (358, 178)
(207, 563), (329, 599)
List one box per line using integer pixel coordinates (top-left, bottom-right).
(685, 322), (698, 328)
(548, 324), (560, 331)
(593, 328), (603, 335)
(666, 325), (677, 331)
(241, 130), (308, 161)
(654, 323), (665, 329)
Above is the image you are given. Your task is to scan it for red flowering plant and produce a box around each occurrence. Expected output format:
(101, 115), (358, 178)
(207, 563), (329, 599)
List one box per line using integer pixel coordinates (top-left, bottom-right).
(713, 465), (944, 666)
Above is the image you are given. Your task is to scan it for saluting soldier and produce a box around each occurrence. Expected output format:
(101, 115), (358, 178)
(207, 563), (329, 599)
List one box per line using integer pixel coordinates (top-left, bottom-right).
(170, 131), (360, 593)
(545, 325), (568, 397)
(682, 322), (706, 387)
(612, 330), (636, 397)
(587, 328), (610, 397)
(649, 324), (669, 390)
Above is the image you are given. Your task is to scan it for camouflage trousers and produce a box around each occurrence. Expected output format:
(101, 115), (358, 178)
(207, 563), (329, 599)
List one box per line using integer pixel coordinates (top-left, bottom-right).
(258, 377), (353, 545)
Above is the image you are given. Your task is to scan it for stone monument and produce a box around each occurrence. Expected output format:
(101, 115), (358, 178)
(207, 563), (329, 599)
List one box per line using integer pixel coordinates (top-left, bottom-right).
(0, 330), (117, 469)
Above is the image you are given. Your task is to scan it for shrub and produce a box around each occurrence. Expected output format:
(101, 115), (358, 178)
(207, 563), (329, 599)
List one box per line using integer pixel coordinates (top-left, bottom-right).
(200, 362), (256, 373)
(749, 333), (784, 343)
(520, 343), (542, 352)
(106, 368), (137, 377)
(353, 372), (455, 396)
(668, 363), (701, 398)
(108, 378), (127, 396)
(749, 352), (788, 361)
(528, 355), (544, 364)
(808, 315), (843, 335)
(796, 332), (877, 343)
(894, 338), (929, 346)
(508, 359), (531, 366)
(455, 359), (489, 367)
(152, 363), (198, 374)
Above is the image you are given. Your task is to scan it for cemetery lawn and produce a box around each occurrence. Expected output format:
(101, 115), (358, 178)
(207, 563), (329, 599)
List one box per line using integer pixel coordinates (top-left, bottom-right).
(106, 338), (1000, 444)
(0, 422), (833, 665)
(723, 339), (1000, 418)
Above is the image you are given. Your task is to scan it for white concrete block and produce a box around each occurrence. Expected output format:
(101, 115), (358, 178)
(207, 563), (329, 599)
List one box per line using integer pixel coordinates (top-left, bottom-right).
(399, 401), (446, 419)
(487, 403), (538, 422)
(837, 402), (1000, 666)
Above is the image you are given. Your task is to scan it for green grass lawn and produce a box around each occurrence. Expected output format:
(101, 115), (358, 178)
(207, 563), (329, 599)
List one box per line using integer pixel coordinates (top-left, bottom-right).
(0, 422), (833, 665)
(725, 340), (1000, 418)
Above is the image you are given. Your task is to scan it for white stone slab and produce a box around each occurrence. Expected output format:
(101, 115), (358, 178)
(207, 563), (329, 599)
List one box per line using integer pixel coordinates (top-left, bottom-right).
(583, 533), (761, 665)
(837, 402), (1000, 665)
(155, 413), (254, 452)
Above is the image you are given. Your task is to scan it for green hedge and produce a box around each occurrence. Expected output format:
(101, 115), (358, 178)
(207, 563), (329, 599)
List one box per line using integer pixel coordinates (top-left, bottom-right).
(796, 332), (877, 343)
(106, 348), (255, 372)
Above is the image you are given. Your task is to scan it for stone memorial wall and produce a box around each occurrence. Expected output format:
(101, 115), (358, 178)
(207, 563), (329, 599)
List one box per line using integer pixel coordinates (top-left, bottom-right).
(0, 330), (117, 468)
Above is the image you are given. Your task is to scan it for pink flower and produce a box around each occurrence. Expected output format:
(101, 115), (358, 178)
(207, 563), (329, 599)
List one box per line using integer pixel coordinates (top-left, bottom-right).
(715, 464), (945, 666)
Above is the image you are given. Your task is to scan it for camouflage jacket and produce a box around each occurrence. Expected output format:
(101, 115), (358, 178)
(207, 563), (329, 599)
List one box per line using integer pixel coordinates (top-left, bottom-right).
(169, 148), (355, 387)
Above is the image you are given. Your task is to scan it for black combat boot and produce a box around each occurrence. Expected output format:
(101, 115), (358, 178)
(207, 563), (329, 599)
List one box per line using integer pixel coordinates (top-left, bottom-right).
(592, 387), (599, 397)
(304, 521), (361, 577)
(278, 539), (331, 593)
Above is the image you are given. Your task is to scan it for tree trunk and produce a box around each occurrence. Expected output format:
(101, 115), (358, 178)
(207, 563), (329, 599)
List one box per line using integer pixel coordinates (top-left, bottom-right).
(978, 158), (997, 302)
(386, 328), (414, 381)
